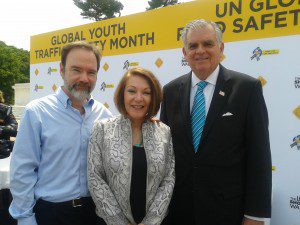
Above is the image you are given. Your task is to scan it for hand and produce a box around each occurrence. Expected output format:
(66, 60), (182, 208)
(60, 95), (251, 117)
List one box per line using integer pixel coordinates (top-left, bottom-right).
(242, 218), (264, 225)
(150, 117), (160, 123)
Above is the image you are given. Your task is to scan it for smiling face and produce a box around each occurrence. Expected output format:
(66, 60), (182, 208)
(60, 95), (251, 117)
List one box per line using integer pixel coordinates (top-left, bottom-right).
(60, 48), (98, 101)
(124, 75), (151, 124)
(183, 25), (224, 80)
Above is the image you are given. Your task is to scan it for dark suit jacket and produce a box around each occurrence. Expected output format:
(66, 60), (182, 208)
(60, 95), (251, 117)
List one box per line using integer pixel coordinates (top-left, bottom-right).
(160, 65), (272, 225)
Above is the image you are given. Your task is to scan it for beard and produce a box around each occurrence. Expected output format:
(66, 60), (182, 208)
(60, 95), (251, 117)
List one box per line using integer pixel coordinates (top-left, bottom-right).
(63, 77), (95, 101)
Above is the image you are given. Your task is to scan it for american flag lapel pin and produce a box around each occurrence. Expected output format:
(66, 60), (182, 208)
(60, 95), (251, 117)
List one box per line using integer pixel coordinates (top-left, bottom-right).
(219, 91), (225, 96)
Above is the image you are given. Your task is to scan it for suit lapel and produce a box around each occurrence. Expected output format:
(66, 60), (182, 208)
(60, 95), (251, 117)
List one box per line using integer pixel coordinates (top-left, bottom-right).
(200, 65), (232, 145)
(179, 72), (194, 152)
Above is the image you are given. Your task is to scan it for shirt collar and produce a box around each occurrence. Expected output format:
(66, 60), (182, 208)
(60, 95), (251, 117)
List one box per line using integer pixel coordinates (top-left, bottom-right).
(191, 65), (220, 88)
(56, 87), (95, 109)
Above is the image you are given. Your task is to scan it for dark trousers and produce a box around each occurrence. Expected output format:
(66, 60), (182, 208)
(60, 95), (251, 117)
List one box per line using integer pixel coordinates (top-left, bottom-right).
(34, 197), (106, 225)
(0, 189), (17, 225)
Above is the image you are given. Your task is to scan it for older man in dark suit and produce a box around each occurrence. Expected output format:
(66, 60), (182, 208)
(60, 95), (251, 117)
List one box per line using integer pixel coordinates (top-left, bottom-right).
(160, 19), (272, 225)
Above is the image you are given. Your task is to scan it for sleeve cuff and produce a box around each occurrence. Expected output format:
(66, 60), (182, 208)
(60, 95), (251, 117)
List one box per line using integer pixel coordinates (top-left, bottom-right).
(18, 214), (38, 225)
(244, 214), (270, 222)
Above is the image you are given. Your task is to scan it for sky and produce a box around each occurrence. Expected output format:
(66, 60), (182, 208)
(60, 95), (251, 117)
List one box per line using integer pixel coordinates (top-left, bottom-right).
(0, 0), (192, 51)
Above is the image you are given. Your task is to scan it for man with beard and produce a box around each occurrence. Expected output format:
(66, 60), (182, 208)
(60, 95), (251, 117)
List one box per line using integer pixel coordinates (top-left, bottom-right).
(9, 42), (112, 225)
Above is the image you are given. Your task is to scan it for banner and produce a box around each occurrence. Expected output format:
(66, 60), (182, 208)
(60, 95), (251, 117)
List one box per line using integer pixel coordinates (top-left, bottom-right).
(30, 0), (300, 224)
(30, 0), (300, 63)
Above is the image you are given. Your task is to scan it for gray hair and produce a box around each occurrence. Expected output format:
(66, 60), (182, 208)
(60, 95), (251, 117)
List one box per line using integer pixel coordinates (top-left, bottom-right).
(181, 19), (223, 49)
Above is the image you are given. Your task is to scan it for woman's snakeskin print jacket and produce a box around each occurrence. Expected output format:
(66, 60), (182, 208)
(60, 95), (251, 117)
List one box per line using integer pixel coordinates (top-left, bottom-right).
(88, 115), (175, 225)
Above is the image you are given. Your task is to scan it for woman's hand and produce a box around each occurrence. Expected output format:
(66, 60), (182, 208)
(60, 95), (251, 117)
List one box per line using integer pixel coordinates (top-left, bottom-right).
(150, 117), (160, 123)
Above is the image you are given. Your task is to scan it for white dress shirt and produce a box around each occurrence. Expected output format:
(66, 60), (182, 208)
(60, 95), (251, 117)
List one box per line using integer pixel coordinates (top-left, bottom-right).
(190, 65), (219, 114)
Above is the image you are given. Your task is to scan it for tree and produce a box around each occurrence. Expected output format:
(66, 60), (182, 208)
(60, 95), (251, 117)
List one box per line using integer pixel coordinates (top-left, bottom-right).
(0, 41), (29, 104)
(73, 0), (124, 21)
(147, 0), (178, 10)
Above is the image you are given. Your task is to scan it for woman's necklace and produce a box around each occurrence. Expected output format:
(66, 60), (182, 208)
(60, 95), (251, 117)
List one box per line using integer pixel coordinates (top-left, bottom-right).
(134, 131), (143, 147)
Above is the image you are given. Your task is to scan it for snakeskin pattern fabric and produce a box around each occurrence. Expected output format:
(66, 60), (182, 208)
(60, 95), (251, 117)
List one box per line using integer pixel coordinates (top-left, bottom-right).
(88, 115), (175, 225)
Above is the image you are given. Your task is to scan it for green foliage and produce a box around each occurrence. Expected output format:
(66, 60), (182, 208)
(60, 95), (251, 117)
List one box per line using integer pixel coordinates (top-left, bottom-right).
(0, 41), (29, 104)
(73, 0), (124, 21)
(147, 0), (178, 10)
